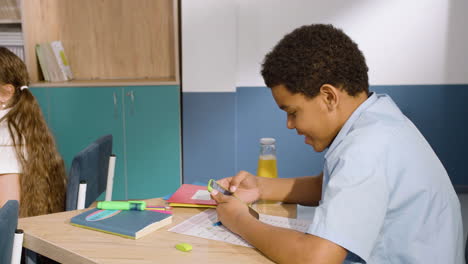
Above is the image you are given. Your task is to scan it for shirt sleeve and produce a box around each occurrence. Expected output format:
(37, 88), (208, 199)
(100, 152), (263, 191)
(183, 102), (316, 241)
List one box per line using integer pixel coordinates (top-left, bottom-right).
(0, 145), (22, 174)
(307, 139), (389, 262)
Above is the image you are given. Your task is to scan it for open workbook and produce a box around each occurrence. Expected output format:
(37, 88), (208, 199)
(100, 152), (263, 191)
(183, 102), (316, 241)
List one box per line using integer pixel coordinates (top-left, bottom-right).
(169, 209), (311, 247)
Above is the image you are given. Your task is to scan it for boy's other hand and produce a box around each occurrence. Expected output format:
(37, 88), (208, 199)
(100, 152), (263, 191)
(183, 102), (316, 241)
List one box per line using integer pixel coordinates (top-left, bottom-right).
(210, 189), (253, 234)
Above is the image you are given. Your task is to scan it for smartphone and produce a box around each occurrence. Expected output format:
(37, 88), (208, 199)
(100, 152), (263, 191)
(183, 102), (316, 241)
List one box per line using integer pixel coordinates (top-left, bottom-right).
(207, 179), (233, 195)
(208, 179), (259, 219)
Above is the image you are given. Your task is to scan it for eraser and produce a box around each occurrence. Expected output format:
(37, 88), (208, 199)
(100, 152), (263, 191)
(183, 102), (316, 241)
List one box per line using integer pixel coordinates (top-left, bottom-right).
(175, 242), (192, 252)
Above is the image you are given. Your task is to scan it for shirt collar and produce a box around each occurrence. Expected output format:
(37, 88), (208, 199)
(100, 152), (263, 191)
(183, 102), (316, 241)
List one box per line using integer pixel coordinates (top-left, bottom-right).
(324, 92), (378, 159)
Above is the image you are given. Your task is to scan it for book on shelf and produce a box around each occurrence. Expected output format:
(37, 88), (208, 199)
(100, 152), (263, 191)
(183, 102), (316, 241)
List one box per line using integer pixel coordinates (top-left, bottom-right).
(35, 40), (73, 82)
(70, 208), (172, 239)
(0, 27), (24, 61)
(35, 44), (49, 81)
(50, 41), (73, 79)
(0, 31), (22, 45)
(166, 184), (217, 208)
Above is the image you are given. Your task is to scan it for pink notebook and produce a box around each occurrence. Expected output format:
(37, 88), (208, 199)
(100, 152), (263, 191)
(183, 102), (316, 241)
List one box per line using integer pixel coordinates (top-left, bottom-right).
(166, 184), (217, 208)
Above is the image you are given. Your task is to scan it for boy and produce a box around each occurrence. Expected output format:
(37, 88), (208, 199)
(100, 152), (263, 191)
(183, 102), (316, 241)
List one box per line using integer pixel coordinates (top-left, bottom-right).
(211, 24), (464, 263)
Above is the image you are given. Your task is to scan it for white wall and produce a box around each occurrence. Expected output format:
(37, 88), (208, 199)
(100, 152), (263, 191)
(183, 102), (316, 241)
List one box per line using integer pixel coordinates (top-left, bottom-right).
(181, 0), (238, 92)
(182, 0), (468, 92)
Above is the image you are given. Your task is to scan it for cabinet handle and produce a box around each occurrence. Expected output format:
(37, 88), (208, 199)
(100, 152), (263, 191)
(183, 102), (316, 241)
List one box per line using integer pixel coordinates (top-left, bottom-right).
(113, 92), (118, 119)
(126, 90), (135, 115)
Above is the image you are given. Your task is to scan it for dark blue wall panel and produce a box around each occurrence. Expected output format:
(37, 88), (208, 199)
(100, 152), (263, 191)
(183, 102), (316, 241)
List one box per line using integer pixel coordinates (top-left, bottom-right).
(182, 93), (236, 184)
(236, 87), (324, 178)
(182, 85), (468, 191)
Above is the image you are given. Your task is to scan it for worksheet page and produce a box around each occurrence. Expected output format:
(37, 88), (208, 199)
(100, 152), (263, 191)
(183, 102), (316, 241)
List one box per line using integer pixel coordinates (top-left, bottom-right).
(168, 209), (311, 247)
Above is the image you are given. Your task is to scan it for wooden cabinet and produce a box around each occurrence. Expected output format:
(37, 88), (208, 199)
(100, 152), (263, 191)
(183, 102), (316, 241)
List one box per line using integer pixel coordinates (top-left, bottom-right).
(0, 0), (23, 60)
(0, 0), (21, 23)
(26, 0), (182, 200)
(123, 86), (181, 199)
(32, 85), (181, 200)
(22, 0), (179, 87)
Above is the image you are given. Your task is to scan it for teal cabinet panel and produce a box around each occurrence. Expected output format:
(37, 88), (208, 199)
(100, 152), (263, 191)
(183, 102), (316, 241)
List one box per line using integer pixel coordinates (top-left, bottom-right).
(30, 87), (50, 124)
(46, 87), (127, 200)
(29, 85), (181, 202)
(124, 86), (181, 199)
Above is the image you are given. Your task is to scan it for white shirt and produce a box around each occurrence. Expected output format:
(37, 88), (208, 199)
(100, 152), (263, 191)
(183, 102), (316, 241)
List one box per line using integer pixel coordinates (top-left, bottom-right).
(0, 108), (22, 174)
(307, 93), (464, 263)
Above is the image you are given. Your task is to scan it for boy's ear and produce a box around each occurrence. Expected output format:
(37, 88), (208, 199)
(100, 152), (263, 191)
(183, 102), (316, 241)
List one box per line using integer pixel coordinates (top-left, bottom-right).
(0, 84), (15, 102)
(319, 84), (339, 111)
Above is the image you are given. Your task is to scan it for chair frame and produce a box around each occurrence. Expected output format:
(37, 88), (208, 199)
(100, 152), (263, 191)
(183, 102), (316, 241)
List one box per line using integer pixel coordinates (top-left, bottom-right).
(76, 155), (116, 209)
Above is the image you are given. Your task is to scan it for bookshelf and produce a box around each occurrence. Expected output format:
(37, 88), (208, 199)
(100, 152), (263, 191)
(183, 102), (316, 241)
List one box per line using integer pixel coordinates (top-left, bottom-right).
(21, 0), (180, 86)
(30, 78), (179, 88)
(0, 0), (20, 21)
(0, 19), (20, 24)
(0, 0), (23, 60)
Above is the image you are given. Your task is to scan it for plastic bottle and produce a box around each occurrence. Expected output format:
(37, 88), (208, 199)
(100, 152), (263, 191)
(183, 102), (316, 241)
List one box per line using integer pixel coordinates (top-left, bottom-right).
(256, 138), (278, 178)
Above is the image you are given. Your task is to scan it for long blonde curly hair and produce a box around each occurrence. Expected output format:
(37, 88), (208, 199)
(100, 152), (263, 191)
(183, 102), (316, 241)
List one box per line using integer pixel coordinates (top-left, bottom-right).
(0, 47), (66, 217)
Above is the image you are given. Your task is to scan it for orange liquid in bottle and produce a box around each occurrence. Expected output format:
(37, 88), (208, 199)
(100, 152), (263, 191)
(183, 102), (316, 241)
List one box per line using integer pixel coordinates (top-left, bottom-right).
(256, 154), (278, 205)
(257, 155), (278, 178)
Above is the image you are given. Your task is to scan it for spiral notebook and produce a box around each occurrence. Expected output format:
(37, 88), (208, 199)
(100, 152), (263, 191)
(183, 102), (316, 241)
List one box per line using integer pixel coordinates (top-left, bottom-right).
(70, 208), (172, 239)
(166, 184), (217, 208)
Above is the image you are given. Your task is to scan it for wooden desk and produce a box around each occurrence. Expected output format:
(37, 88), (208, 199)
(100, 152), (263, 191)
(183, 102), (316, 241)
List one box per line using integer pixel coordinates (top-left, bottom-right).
(18, 198), (297, 264)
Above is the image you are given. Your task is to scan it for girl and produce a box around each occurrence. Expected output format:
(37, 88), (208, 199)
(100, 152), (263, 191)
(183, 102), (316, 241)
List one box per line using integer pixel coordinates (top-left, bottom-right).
(0, 47), (66, 217)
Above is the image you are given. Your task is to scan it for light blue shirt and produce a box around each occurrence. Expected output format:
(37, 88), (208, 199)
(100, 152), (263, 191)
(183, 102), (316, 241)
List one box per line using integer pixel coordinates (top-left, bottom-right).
(307, 93), (464, 263)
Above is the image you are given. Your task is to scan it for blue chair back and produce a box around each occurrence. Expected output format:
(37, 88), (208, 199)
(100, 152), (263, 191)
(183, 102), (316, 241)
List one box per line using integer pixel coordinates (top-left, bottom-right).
(0, 200), (19, 264)
(66, 134), (113, 210)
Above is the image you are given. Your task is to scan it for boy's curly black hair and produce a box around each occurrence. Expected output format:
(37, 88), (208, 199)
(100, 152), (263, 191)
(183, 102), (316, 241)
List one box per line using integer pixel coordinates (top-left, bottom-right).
(261, 24), (369, 98)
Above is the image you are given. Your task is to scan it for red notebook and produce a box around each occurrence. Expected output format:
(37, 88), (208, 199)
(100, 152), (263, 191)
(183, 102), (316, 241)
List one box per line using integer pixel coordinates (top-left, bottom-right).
(166, 184), (216, 208)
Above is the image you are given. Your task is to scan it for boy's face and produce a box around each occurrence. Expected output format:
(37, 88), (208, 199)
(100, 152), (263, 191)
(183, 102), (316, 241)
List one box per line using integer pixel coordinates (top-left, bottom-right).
(271, 84), (342, 152)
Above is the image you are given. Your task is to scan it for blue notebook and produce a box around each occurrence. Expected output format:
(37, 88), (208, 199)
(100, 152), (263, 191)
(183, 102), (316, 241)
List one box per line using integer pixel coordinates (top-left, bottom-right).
(70, 208), (172, 239)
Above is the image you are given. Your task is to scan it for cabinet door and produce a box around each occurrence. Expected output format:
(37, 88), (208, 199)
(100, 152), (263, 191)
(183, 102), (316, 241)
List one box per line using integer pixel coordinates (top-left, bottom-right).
(46, 87), (127, 200)
(124, 85), (181, 199)
(30, 88), (50, 124)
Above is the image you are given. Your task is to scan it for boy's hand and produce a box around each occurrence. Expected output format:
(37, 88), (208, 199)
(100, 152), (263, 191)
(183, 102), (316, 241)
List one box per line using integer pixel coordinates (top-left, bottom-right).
(217, 171), (262, 203)
(210, 189), (253, 234)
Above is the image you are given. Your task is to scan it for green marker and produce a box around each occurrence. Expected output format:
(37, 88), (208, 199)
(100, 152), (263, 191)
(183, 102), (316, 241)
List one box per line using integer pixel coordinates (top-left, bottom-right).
(97, 201), (146, 211)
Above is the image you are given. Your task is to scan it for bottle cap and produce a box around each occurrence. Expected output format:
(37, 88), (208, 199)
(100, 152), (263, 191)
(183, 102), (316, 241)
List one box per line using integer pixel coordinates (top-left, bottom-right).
(260, 138), (276, 145)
